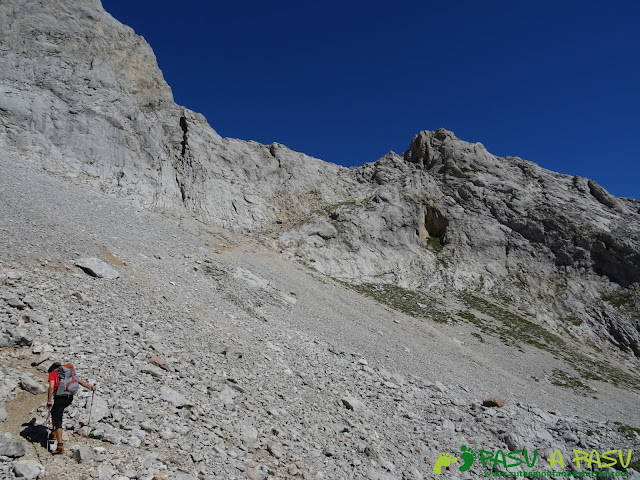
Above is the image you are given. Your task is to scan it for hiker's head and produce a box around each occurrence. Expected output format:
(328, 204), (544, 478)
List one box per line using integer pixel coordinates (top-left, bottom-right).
(48, 361), (62, 373)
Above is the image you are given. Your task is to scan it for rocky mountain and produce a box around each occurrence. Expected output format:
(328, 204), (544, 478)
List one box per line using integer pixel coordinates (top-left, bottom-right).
(0, 0), (639, 479)
(2, 0), (638, 361)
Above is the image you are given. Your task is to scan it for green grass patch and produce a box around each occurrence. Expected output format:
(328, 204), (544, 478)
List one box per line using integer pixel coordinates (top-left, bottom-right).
(426, 236), (444, 253)
(344, 282), (452, 324)
(459, 292), (566, 351)
(321, 198), (374, 218)
(342, 283), (640, 395)
(551, 369), (592, 396)
(457, 292), (640, 392)
(602, 292), (632, 309)
(202, 264), (226, 279)
(471, 332), (485, 343)
(560, 316), (583, 326)
(618, 423), (640, 441)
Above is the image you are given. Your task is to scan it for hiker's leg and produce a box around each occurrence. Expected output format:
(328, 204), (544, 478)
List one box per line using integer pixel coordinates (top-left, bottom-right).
(51, 400), (65, 454)
(51, 399), (64, 435)
(51, 396), (72, 452)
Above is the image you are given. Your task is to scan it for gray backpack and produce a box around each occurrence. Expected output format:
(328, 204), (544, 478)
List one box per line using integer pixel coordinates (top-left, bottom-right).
(55, 364), (79, 397)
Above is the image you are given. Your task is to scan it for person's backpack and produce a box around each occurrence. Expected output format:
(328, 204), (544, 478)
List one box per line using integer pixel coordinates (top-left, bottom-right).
(55, 364), (79, 397)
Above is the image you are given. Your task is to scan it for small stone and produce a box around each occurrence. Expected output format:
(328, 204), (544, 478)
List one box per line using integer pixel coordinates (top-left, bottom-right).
(21, 295), (36, 308)
(190, 451), (204, 463)
(148, 355), (171, 372)
(483, 397), (506, 408)
(323, 445), (336, 457)
(73, 445), (95, 463)
(563, 432), (579, 443)
(267, 443), (283, 459)
(6, 272), (22, 281)
(140, 365), (164, 378)
(30, 351), (52, 366)
(25, 312), (48, 325)
(287, 464), (300, 475)
(143, 452), (159, 468)
(501, 432), (523, 451)
(341, 396), (364, 411)
(7, 329), (34, 346)
(432, 381), (447, 393)
(159, 386), (190, 407)
(239, 422), (259, 449)
(6, 297), (26, 309)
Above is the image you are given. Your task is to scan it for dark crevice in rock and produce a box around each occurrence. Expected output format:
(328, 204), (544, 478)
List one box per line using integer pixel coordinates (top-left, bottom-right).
(591, 234), (640, 288)
(424, 207), (448, 238)
(606, 316), (640, 358)
(179, 116), (188, 157)
(175, 174), (186, 203)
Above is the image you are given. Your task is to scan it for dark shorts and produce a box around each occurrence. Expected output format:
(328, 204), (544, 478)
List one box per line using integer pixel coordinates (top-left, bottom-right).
(51, 395), (73, 429)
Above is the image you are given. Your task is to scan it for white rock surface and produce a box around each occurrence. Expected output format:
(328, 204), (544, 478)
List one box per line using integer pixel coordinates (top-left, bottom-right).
(12, 460), (43, 480)
(75, 258), (120, 279)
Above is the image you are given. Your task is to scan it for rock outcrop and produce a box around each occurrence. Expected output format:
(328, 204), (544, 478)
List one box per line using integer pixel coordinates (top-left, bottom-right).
(1, 0), (638, 359)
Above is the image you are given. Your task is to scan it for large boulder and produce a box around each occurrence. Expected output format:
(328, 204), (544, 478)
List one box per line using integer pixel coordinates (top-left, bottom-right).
(13, 460), (44, 479)
(0, 433), (26, 458)
(75, 258), (120, 279)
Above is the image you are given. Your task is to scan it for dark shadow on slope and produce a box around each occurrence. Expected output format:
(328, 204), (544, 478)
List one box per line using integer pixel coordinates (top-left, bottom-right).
(20, 417), (49, 450)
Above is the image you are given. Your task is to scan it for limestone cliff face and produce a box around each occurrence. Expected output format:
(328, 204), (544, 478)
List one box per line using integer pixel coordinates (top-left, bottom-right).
(0, 0), (354, 233)
(1, 0), (638, 358)
(279, 129), (640, 357)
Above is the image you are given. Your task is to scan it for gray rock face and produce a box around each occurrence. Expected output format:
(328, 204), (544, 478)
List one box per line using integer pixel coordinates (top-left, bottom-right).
(75, 258), (120, 279)
(1, 0), (638, 359)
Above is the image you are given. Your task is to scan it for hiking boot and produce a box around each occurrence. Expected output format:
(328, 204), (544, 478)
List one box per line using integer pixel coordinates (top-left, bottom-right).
(51, 444), (64, 455)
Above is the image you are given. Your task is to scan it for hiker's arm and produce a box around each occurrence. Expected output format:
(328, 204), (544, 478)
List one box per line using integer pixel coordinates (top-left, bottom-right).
(47, 380), (55, 407)
(78, 380), (97, 391)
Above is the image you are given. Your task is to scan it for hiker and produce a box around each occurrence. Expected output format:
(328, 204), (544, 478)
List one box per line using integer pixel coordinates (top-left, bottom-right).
(47, 361), (97, 455)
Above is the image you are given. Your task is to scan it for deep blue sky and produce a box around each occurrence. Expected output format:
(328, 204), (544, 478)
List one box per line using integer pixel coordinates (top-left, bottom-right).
(101, 1), (639, 199)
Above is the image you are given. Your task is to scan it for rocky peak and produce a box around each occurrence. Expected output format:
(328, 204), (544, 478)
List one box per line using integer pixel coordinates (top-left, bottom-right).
(1, 0), (638, 362)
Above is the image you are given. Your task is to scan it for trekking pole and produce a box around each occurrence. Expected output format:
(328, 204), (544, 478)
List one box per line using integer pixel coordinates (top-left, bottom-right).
(45, 409), (52, 452)
(88, 390), (95, 428)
